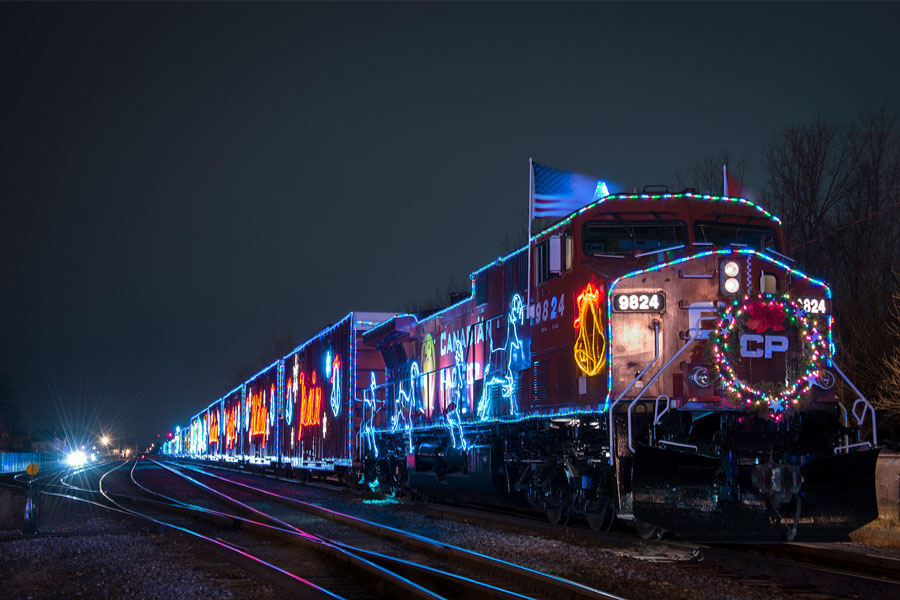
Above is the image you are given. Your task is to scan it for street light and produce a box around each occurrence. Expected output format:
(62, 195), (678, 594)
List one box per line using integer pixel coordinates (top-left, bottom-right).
(100, 435), (110, 447)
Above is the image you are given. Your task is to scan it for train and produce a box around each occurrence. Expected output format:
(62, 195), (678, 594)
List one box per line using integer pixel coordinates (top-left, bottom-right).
(163, 184), (880, 542)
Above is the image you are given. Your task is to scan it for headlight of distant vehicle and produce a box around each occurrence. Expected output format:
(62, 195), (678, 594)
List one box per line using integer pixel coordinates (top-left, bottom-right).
(66, 450), (87, 467)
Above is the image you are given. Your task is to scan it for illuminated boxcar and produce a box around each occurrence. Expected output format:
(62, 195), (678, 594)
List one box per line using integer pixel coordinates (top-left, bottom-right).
(166, 312), (394, 475)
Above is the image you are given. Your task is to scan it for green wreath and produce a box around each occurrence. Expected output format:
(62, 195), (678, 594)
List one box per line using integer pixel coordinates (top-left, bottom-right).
(708, 293), (829, 414)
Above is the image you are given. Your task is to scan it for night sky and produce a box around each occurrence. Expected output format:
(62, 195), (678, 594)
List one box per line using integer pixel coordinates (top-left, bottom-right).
(2, 2), (898, 443)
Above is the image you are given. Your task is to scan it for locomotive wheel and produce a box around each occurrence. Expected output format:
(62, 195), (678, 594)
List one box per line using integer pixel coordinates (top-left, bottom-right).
(633, 519), (664, 540)
(546, 505), (570, 526)
(586, 503), (615, 532)
(544, 485), (572, 526)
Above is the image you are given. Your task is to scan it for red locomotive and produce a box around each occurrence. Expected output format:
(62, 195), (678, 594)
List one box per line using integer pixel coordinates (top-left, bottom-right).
(165, 183), (879, 542)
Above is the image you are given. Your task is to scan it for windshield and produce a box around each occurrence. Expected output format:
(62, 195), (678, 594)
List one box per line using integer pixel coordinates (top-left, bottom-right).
(693, 222), (779, 252)
(582, 221), (686, 255)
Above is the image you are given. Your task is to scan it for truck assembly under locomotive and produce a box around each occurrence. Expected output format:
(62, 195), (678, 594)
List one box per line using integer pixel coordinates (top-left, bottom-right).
(164, 187), (879, 542)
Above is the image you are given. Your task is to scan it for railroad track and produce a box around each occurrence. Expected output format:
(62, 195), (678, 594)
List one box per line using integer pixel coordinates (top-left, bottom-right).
(146, 458), (624, 600)
(17, 458), (623, 599)
(166, 458), (900, 600)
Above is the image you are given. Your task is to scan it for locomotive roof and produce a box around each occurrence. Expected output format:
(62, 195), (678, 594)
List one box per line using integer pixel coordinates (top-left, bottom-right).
(470, 192), (780, 280)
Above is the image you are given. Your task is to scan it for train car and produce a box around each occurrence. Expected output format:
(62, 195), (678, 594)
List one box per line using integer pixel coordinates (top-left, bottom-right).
(207, 399), (222, 457)
(243, 360), (279, 464)
(280, 312), (393, 476)
(362, 189), (879, 542)
(166, 312), (394, 473)
(221, 386), (242, 461)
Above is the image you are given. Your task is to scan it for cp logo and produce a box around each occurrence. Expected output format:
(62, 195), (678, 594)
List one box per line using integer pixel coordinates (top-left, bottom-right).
(740, 334), (789, 358)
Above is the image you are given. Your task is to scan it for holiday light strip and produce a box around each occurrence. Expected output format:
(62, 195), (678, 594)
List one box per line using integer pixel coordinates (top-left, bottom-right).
(469, 194), (779, 280)
(349, 313), (358, 462)
(369, 247), (834, 431)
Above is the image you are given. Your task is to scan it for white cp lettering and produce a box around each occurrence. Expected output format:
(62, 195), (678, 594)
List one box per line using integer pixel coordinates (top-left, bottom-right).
(740, 334), (789, 359)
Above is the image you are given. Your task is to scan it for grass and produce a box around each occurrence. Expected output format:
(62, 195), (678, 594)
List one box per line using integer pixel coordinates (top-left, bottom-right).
(850, 507), (900, 550)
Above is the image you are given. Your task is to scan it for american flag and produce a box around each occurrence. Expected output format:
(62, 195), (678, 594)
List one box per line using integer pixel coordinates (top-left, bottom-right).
(532, 161), (609, 218)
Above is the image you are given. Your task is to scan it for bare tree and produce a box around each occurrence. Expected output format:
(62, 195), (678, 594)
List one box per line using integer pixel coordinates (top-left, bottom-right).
(0, 370), (19, 451)
(764, 120), (855, 263)
(763, 112), (900, 422)
(403, 276), (468, 313)
(877, 292), (900, 425)
(673, 151), (747, 195)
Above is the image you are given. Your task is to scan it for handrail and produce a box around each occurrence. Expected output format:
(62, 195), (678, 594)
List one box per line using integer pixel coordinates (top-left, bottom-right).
(833, 441), (872, 455)
(836, 401), (850, 454)
(658, 440), (699, 452)
(852, 398), (878, 446)
(635, 244), (685, 258)
(833, 363), (878, 446)
(653, 394), (672, 426)
(837, 401), (849, 427)
(627, 331), (700, 452)
(607, 321), (660, 466)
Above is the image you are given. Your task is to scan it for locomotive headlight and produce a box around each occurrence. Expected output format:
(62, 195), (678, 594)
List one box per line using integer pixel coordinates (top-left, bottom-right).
(688, 366), (711, 388)
(720, 260), (741, 295)
(723, 261), (740, 278)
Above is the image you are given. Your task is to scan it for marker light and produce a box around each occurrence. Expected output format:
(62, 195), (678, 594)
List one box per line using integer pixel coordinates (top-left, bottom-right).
(66, 450), (87, 467)
(688, 366), (711, 388)
(723, 261), (740, 277)
(724, 278), (740, 294)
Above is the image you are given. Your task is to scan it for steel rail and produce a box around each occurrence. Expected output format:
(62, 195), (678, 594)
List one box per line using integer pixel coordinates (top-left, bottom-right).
(138, 459), (477, 600)
(168, 460), (625, 600)
(96, 461), (346, 600)
(408, 493), (900, 600)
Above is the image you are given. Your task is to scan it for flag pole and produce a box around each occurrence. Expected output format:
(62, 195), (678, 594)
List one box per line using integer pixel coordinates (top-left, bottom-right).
(723, 164), (728, 196)
(527, 157), (534, 319)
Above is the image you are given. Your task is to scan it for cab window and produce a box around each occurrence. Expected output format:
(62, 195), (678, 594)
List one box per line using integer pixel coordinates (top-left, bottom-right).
(693, 222), (779, 251)
(582, 221), (686, 255)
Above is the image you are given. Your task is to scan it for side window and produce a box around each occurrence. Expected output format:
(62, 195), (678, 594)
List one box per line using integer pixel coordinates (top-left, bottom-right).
(475, 272), (487, 305)
(536, 241), (557, 285)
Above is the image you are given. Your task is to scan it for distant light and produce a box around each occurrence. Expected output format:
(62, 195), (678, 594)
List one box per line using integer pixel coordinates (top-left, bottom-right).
(66, 451), (87, 467)
(100, 435), (110, 446)
(90, 453), (97, 462)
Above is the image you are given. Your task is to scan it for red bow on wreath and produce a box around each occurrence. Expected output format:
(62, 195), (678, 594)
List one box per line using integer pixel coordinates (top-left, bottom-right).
(745, 302), (786, 334)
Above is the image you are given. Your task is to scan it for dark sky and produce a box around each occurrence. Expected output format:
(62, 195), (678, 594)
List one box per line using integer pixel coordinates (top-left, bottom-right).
(2, 2), (898, 443)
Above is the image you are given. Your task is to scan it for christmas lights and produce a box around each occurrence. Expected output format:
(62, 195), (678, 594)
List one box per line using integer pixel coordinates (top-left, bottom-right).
(330, 354), (342, 417)
(297, 370), (323, 439)
(573, 283), (606, 376)
(710, 293), (828, 413)
(225, 404), (237, 449)
(477, 294), (526, 419)
(360, 371), (379, 457)
(208, 407), (219, 444)
(391, 361), (421, 454)
(446, 339), (468, 449)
